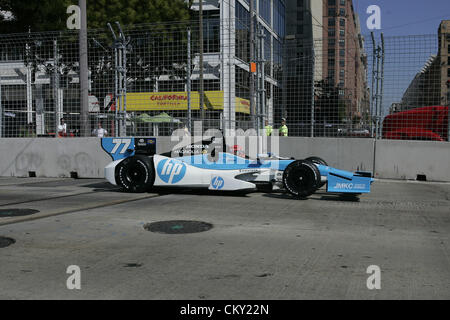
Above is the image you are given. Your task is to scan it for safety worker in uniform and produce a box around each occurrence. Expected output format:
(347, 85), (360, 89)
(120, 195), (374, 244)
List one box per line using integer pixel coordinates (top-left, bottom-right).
(279, 118), (288, 137)
(264, 120), (273, 136)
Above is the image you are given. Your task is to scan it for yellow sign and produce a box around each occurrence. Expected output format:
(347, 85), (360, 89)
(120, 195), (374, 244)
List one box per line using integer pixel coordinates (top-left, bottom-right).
(123, 91), (250, 114)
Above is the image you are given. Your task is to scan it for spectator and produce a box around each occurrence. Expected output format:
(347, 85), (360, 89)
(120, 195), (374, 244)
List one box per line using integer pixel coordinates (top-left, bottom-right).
(92, 122), (108, 137)
(57, 118), (67, 137)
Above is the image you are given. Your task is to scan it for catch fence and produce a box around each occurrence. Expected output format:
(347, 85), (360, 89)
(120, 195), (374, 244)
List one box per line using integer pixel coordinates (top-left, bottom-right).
(0, 20), (448, 141)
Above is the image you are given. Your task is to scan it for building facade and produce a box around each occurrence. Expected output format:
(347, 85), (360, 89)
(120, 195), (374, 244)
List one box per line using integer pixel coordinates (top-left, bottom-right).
(399, 20), (450, 111)
(190, 0), (286, 133)
(284, 0), (368, 135)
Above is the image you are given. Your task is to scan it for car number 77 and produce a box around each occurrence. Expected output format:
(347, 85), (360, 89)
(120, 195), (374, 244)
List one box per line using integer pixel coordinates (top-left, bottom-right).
(111, 138), (132, 154)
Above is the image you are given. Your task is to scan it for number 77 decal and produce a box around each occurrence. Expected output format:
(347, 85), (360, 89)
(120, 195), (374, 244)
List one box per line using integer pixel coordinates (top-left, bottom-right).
(101, 138), (135, 161)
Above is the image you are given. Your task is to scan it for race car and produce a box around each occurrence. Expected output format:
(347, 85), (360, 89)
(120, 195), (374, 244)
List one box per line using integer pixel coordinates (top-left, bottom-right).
(102, 137), (374, 198)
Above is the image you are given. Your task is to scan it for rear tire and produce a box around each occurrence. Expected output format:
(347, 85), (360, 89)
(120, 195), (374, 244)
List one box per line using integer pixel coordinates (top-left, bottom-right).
(283, 160), (320, 198)
(115, 155), (154, 193)
(305, 156), (328, 188)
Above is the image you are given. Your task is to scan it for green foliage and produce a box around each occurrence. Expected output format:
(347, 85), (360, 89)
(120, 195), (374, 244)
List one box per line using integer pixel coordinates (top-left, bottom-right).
(315, 78), (347, 123)
(0, 0), (190, 33)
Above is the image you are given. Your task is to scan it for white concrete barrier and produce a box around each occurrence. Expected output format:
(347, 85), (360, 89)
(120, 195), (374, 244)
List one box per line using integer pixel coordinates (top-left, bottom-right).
(0, 137), (449, 182)
(374, 140), (450, 182)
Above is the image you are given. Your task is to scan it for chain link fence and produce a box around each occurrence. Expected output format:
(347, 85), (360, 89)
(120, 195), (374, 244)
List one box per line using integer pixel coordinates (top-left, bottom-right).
(0, 19), (448, 141)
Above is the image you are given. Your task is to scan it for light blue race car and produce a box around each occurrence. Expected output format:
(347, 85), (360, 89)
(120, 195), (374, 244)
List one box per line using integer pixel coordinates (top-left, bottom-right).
(102, 137), (374, 199)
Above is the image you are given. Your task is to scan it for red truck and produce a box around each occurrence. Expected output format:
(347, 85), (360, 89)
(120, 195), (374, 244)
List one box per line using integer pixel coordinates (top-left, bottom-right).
(382, 106), (449, 141)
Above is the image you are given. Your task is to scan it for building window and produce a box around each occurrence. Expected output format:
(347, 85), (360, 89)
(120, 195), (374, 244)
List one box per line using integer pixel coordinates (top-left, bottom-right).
(328, 38), (336, 46)
(340, 0), (346, 6)
(274, 0), (286, 37)
(340, 18), (345, 27)
(340, 29), (345, 37)
(328, 29), (336, 37)
(328, 59), (335, 67)
(235, 2), (249, 61)
(328, 48), (335, 57)
(297, 24), (303, 34)
(328, 8), (336, 17)
(340, 60), (345, 67)
(339, 8), (346, 16)
(259, 0), (271, 25)
(328, 0), (336, 5)
(340, 69), (345, 79)
(328, 69), (335, 78)
(448, 68), (450, 78)
(339, 39), (345, 47)
(340, 49), (345, 57)
(448, 44), (450, 54)
(328, 18), (336, 26)
(297, 0), (303, 7)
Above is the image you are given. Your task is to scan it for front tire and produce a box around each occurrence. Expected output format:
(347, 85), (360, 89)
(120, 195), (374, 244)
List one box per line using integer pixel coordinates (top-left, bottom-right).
(115, 155), (154, 193)
(305, 156), (328, 188)
(283, 160), (321, 198)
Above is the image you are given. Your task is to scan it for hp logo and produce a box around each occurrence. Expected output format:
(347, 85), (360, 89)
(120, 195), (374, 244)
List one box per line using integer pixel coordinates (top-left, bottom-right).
(211, 176), (225, 190)
(157, 159), (187, 184)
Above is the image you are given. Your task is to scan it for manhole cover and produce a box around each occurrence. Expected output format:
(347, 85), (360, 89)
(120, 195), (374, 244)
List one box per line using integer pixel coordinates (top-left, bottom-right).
(0, 237), (15, 248)
(144, 220), (213, 234)
(0, 209), (40, 218)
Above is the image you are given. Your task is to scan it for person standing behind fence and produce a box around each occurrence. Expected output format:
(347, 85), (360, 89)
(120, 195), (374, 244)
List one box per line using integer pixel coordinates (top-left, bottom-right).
(92, 122), (108, 137)
(279, 118), (288, 137)
(57, 118), (67, 137)
(264, 120), (273, 136)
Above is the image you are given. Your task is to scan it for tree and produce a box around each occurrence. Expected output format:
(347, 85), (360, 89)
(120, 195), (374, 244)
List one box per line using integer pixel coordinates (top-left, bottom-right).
(0, 0), (190, 33)
(314, 78), (346, 125)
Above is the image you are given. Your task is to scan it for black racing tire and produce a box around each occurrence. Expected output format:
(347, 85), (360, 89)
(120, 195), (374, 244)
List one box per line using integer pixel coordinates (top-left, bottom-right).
(115, 155), (154, 193)
(305, 156), (328, 188)
(283, 160), (321, 198)
(305, 156), (328, 167)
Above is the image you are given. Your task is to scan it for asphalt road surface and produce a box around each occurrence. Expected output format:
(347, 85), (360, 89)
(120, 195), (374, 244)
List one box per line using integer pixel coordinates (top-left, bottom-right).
(0, 177), (449, 300)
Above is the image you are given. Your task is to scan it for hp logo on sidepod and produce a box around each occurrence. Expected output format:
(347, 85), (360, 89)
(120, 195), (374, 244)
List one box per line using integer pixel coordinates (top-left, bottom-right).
(211, 176), (225, 190)
(157, 159), (187, 184)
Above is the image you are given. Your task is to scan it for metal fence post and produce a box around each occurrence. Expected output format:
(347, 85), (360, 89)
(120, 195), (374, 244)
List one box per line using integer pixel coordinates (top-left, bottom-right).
(79, 0), (89, 137)
(379, 33), (385, 139)
(447, 87), (450, 142)
(0, 75), (2, 138)
(311, 47), (315, 138)
(187, 27), (192, 133)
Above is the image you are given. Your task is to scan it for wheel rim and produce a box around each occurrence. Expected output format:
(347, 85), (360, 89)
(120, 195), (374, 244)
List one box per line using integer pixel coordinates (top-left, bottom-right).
(125, 162), (147, 186)
(288, 165), (314, 192)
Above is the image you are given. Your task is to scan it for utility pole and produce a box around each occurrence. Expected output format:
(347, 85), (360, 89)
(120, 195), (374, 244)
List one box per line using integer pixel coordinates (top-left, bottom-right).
(199, 0), (205, 120)
(79, 0), (89, 137)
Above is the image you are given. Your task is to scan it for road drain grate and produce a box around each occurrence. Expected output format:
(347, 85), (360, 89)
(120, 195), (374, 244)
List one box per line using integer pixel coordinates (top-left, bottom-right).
(0, 237), (15, 248)
(0, 209), (40, 218)
(144, 220), (213, 234)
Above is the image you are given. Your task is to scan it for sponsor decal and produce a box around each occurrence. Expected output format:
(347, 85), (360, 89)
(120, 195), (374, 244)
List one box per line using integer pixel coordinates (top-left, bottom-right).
(211, 176), (225, 190)
(333, 183), (367, 190)
(239, 169), (260, 174)
(157, 159), (187, 184)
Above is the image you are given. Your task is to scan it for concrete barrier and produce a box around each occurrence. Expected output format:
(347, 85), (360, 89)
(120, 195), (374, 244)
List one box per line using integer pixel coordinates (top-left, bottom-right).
(0, 138), (110, 178)
(374, 140), (450, 182)
(0, 137), (449, 182)
(278, 137), (375, 173)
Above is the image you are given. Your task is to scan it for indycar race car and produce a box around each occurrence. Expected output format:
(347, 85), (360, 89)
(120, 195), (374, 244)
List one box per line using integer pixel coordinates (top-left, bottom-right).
(102, 137), (374, 199)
